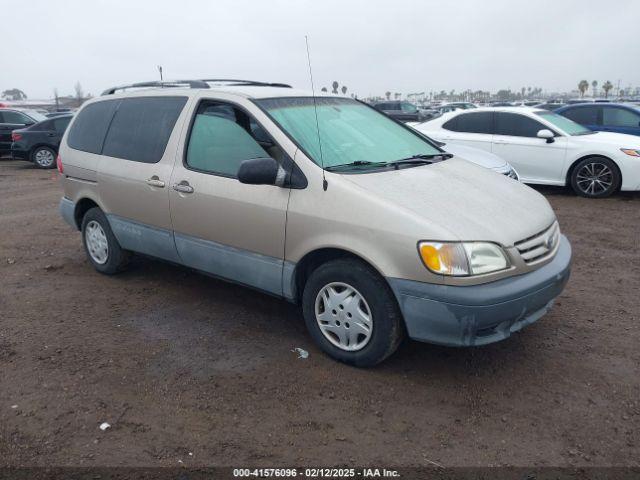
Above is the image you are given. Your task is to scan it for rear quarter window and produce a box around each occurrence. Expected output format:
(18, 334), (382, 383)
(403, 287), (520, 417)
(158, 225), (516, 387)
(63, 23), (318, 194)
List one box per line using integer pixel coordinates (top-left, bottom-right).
(102, 96), (187, 163)
(67, 100), (119, 154)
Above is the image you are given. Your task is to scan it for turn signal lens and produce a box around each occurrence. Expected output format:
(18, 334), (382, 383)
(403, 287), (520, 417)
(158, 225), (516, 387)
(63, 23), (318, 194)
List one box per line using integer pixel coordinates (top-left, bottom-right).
(56, 154), (64, 174)
(419, 242), (469, 276)
(621, 148), (640, 157)
(419, 241), (509, 276)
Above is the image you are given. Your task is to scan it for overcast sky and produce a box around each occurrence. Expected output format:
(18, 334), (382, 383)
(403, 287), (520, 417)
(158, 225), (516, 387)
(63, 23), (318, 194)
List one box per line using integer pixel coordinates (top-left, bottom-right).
(4, 0), (639, 99)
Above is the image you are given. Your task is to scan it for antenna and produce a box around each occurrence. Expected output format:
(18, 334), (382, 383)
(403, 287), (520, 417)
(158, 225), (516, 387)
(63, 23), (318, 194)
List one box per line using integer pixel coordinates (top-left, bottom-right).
(305, 35), (327, 191)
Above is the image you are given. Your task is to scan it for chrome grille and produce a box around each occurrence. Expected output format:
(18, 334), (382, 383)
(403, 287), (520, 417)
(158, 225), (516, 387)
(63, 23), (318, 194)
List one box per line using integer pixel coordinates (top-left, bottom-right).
(515, 222), (560, 264)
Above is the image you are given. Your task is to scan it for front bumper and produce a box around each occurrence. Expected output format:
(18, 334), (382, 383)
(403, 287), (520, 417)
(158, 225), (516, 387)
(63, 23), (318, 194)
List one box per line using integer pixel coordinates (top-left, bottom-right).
(388, 235), (572, 346)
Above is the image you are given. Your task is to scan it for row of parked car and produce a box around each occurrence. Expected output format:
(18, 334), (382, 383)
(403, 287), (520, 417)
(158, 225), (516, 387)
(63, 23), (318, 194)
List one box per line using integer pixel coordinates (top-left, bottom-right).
(0, 108), (73, 168)
(2, 99), (639, 198)
(369, 100), (640, 198)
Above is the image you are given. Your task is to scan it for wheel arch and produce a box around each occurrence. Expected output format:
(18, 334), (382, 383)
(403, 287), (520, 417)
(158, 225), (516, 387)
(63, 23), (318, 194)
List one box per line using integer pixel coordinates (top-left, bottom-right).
(290, 247), (389, 304)
(73, 197), (101, 230)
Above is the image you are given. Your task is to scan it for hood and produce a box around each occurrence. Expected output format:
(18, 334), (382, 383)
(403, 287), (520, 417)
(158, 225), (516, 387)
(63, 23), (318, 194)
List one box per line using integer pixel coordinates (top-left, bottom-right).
(440, 142), (508, 170)
(340, 157), (555, 246)
(575, 131), (640, 148)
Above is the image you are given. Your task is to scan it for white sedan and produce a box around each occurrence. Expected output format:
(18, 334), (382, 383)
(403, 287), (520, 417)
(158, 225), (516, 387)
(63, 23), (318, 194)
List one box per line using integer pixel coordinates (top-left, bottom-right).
(413, 107), (640, 198)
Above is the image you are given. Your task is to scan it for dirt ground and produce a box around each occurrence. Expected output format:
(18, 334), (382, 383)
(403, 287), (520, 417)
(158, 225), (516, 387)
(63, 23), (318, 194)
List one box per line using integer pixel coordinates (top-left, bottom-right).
(0, 158), (639, 468)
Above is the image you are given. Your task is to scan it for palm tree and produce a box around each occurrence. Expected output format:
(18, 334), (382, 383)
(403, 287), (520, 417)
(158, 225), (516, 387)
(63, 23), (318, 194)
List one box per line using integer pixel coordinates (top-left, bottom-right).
(385, 91), (391, 100)
(602, 80), (613, 98)
(331, 81), (339, 94)
(578, 80), (589, 98)
(341, 86), (347, 95)
(591, 80), (598, 97)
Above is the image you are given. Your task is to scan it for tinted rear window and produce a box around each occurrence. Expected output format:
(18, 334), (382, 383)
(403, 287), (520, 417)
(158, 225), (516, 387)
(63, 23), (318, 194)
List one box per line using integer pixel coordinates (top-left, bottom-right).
(53, 116), (72, 133)
(67, 100), (119, 154)
(495, 112), (546, 137)
(443, 111), (493, 134)
(562, 106), (599, 124)
(102, 96), (187, 163)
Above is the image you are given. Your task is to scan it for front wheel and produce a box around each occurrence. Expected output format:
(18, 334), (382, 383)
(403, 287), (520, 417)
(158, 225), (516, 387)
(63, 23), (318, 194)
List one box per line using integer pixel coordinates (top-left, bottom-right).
(31, 146), (57, 169)
(570, 157), (620, 198)
(302, 258), (404, 367)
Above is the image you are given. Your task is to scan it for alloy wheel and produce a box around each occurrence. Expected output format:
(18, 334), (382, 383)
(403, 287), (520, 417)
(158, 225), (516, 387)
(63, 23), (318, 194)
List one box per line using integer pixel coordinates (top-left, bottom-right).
(575, 162), (613, 196)
(34, 149), (55, 168)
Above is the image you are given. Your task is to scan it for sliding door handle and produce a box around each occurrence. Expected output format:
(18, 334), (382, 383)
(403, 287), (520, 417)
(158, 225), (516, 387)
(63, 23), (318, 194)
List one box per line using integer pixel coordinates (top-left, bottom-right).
(172, 181), (194, 194)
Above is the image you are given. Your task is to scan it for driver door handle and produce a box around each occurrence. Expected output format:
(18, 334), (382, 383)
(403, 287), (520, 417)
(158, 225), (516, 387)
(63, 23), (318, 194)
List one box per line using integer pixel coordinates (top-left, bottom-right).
(173, 181), (194, 194)
(146, 177), (165, 188)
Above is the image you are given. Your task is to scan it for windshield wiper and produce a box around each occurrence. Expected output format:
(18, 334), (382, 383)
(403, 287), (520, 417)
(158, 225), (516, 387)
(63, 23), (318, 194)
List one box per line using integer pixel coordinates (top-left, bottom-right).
(325, 160), (388, 171)
(387, 153), (453, 169)
(325, 154), (452, 172)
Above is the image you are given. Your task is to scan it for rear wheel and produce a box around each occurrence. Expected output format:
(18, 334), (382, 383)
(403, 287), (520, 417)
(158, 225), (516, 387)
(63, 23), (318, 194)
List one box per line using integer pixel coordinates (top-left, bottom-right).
(81, 207), (131, 274)
(31, 146), (56, 169)
(302, 258), (404, 367)
(570, 157), (620, 198)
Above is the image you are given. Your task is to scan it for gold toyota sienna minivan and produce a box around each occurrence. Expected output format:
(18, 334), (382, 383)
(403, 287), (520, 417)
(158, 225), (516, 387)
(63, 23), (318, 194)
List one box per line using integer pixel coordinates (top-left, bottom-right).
(58, 79), (571, 366)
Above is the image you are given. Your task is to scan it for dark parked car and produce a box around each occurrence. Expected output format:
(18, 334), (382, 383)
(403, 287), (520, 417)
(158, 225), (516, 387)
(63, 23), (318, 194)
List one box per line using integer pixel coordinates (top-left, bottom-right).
(534, 102), (566, 111)
(555, 103), (640, 136)
(373, 101), (428, 122)
(10, 115), (73, 168)
(0, 108), (48, 156)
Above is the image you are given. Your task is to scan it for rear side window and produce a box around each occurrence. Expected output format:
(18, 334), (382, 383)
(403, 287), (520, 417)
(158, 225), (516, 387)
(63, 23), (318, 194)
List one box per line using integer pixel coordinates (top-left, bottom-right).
(53, 116), (72, 133)
(67, 100), (119, 154)
(443, 112), (493, 134)
(102, 96), (187, 163)
(495, 112), (546, 137)
(602, 107), (640, 128)
(34, 120), (54, 131)
(562, 106), (599, 125)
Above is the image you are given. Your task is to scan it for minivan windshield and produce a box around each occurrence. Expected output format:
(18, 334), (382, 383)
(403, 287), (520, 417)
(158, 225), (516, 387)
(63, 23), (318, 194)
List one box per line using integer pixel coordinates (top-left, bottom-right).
(535, 111), (594, 135)
(255, 97), (442, 169)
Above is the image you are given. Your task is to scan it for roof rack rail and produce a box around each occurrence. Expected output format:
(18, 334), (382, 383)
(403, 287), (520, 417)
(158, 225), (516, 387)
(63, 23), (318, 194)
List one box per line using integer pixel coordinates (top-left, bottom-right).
(200, 79), (292, 88)
(101, 80), (210, 96)
(101, 78), (292, 96)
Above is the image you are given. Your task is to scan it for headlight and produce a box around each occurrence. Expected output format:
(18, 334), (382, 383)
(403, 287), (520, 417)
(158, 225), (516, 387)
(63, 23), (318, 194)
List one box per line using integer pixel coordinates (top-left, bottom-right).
(418, 241), (509, 276)
(621, 148), (640, 157)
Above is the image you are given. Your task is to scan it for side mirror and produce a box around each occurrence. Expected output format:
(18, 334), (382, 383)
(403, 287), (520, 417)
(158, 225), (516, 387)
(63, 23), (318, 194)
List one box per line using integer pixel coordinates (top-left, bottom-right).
(537, 129), (555, 143)
(238, 157), (284, 186)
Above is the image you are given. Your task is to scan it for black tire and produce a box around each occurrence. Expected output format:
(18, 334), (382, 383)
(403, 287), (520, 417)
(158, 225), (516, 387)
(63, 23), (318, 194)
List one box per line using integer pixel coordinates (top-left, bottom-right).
(302, 258), (404, 367)
(31, 146), (57, 169)
(570, 156), (620, 198)
(80, 207), (131, 275)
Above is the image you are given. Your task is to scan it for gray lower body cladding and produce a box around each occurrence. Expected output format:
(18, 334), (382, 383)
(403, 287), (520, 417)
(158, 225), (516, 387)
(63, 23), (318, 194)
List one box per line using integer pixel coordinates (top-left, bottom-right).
(388, 235), (572, 347)
(60, 197), (571, 346)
